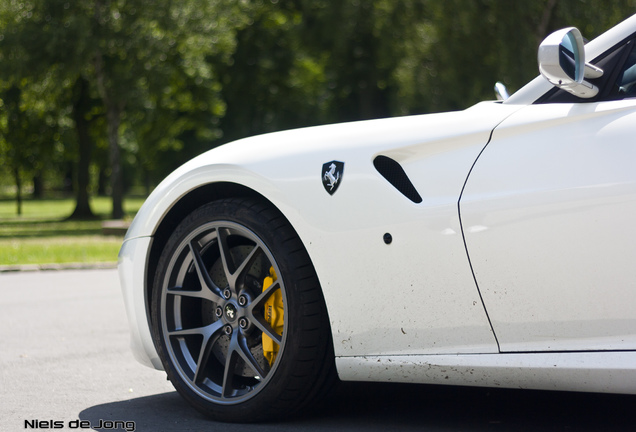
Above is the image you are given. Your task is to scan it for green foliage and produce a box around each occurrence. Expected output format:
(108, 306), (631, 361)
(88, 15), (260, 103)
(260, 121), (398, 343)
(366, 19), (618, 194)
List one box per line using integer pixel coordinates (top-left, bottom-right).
(1, 0), (636, 218)
(218, 1), (329, 143)
(296, 0), (429, 121)
(421, 0), (636, 112)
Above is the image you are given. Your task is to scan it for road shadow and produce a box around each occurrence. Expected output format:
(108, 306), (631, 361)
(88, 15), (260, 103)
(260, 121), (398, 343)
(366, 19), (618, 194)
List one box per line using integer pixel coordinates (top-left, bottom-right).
(79, 382), (636, 432)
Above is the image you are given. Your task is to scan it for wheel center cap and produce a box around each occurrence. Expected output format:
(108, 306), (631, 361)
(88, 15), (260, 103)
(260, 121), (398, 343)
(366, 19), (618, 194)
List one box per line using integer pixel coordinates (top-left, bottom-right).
(224, 303), (237, 321)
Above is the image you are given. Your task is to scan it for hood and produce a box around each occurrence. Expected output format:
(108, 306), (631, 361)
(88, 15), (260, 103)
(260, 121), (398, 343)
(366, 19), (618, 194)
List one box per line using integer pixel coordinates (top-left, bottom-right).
(125, 101), (522, 240)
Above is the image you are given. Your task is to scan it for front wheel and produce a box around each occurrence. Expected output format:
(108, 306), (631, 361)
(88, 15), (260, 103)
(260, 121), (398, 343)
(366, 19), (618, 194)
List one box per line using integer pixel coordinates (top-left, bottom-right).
(151, 198), (336, 422)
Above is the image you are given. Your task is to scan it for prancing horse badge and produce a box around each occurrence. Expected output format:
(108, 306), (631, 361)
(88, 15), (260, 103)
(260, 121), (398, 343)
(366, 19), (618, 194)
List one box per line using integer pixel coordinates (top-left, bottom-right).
(322, 161), (344, 195)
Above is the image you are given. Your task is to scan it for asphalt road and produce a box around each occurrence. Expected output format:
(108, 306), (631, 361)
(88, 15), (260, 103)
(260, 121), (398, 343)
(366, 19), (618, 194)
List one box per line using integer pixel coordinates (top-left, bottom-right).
(1, 268), (635, 432)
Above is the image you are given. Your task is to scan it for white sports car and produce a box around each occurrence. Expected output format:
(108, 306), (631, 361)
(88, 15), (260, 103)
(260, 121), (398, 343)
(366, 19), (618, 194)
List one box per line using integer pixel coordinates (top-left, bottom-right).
(119, 14), (636, 422)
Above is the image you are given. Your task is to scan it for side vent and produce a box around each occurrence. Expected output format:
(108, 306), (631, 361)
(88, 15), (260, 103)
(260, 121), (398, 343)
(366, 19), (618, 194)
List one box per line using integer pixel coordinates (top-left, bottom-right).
(373, 155), (423, 203)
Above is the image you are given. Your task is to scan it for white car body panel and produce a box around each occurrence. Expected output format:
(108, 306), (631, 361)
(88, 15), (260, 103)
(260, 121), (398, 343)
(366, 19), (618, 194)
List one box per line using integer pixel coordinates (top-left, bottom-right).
(118, 236), (162, 369)
(120, 102), (522, 365)
(461, 99), (636, 352)
(337, 351), (636, 394)
(118, 12), (636, 396)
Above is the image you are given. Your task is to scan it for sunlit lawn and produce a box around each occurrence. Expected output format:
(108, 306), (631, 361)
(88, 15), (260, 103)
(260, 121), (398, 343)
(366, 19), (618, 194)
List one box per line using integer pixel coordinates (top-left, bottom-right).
(0, 196), (146, 266)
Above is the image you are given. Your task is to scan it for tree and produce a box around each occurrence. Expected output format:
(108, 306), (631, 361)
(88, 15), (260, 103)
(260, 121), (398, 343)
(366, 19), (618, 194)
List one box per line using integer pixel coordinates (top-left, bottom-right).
(1, 0), (244, 218)
(295, 1), (429, 121)
(0, 85), (29, 216)
(69, 76), (98, 219)
(0, 0), (98, 218)
(2, 0), (636, 216)
(0, 79), (65, 215)
(216, 1), (330, 144)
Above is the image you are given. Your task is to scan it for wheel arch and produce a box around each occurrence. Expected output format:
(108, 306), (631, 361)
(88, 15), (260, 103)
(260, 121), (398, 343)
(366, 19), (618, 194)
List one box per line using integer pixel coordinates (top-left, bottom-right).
(144, 182), (272, 329)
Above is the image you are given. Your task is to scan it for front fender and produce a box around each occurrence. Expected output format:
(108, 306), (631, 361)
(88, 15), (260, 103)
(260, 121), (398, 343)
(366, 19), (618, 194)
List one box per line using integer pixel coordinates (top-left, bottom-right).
(121, 101), (522, 368)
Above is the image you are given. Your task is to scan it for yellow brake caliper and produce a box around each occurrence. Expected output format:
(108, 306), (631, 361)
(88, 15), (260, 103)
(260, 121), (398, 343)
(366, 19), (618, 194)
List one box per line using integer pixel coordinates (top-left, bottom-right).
(262, 267), (284, 367)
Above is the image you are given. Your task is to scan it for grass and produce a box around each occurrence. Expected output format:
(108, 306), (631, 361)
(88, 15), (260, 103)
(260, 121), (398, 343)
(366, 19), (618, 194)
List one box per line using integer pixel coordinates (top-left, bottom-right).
(0, 196), (146, 266)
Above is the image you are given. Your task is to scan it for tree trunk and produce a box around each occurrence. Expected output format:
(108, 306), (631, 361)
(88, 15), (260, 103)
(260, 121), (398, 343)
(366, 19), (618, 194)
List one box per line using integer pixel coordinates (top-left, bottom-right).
(94, 48), (125, 219)
(536, 0), (558, 45)
(14, 166), (22, 216)
(32, 173), (44, 199)
(106, 101), (124, 219)
(69, 76), (96, 220)
(144, 169), (152, 197)
(97, 167), (108, 196)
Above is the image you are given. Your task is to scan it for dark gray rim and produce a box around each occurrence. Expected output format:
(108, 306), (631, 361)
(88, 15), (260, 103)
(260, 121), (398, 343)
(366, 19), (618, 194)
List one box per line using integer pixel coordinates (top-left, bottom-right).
(160, 221), (287, 404)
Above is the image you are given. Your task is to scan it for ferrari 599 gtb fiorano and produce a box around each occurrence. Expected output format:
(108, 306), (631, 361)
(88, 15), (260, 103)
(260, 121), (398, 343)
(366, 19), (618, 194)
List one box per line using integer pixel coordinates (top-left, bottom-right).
(119, 14), (636, 422)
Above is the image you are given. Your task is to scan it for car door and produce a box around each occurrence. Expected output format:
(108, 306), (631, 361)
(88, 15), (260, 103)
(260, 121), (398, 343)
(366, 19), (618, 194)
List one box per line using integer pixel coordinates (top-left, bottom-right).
(460, 38), (636, 353)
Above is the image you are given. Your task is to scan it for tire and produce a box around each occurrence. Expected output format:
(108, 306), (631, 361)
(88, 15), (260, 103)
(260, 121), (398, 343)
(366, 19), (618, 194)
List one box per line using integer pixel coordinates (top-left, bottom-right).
(151, 198), (336, 422)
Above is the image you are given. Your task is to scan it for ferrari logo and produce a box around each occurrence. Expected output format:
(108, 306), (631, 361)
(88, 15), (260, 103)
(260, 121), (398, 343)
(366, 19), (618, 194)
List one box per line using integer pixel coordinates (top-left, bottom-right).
(225, 304), (236, 320)
(322, 161), (344, 195)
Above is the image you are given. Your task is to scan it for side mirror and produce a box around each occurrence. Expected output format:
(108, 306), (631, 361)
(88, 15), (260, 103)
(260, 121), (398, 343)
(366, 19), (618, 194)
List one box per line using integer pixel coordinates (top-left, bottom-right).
(494, 81), (510, 101)
(538, 27), (603, 98)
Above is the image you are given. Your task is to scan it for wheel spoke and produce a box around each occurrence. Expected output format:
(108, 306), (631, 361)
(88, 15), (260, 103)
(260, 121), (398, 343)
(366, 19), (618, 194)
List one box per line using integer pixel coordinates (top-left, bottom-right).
(247, 280), (283, 344)
(250, 279), (280, 310)
(168, 321), (225, 383)
(221, 348), (239, 398)
(232, 244), (262, 288)
(217, 228), (263, 292)
(216, 228), (235, 286)
(236, 334), (267, 379)
(221, 333), (267, 398)
(251, 315), (283, 345)
(189, 241), (223, 301)
(193, 321), (225, 384)
(168, 319), (223, 338)
(167, 285), (218, 301)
